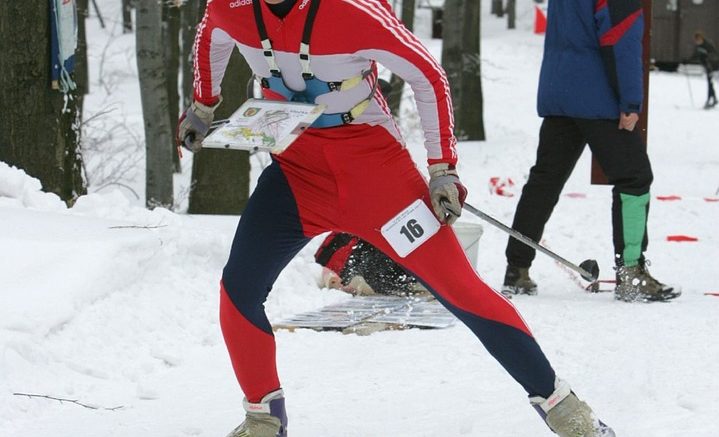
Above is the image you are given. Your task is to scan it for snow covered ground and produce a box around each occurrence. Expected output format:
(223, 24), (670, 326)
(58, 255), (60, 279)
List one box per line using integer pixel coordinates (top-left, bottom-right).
(1, 1), (718, 436)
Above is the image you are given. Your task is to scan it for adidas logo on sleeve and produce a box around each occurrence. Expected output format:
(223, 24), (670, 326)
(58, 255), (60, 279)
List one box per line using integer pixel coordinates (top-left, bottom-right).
(229, 0), (252, 8)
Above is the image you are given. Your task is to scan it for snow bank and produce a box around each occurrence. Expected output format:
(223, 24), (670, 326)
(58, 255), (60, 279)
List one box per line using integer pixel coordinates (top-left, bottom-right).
(2, 1), (718, 436)
(0, 161), (67, 210)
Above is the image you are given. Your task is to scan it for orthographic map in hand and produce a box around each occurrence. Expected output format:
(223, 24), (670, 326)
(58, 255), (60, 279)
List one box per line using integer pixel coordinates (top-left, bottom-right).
(202, 99), (325, 154)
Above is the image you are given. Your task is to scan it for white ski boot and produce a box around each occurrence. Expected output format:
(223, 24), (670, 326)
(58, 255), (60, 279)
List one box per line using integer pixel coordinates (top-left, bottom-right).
(226, 389), (287, 437)
(530, 379), (615, 437)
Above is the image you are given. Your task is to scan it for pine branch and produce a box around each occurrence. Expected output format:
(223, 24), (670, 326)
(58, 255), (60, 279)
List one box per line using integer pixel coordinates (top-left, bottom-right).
(13, 392), (124, 411)
(108, 224), (167, 229)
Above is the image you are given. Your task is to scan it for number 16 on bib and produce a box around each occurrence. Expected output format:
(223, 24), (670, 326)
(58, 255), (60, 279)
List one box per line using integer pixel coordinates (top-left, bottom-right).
(381, 199), (441, 258)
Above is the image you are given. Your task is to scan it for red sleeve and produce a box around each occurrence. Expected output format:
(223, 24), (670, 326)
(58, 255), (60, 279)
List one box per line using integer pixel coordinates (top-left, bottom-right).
(344, 0), (457, 166)
(192, 1), (236, 106)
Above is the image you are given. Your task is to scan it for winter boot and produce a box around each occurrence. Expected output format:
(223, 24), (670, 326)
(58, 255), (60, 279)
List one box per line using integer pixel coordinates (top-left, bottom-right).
(501, 265), (538, 296)
(226, 389), (287, 437)
(615, 262), (680, 302)
(530, 379), (615, 437)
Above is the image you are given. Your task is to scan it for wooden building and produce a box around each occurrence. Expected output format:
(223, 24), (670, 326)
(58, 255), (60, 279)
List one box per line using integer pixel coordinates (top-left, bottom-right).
(652, 0), (719, 71)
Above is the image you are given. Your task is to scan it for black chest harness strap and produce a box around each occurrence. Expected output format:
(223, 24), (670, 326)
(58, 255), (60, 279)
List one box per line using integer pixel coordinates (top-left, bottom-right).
(252, 0), (378, 127)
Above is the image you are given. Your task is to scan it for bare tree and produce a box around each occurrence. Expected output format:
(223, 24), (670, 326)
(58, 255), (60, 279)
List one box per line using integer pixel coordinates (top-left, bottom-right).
(122, 0), (133, 33)
(181, 0), (200, 109)
(136, 0), (173, 208)
(491, 0), (504, 17)
(76, 0), (90, 95)
(163, 1), (182, 172)
(441, 0), (485, 141)
(0, 1), (87, 203)
(188, 49), (253, 214)
(507, 0), (516, 29)
(185, 0), (252, 215)
(387, 0), (415, 116)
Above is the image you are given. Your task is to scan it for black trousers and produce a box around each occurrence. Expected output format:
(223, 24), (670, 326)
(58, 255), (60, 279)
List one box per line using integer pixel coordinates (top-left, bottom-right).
(706, 69), (717, 104)
(506, 117), (653, 268)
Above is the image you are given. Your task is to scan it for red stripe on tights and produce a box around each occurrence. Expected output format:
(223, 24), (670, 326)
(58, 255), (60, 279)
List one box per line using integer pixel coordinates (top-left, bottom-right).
(220, 282), (280, 403)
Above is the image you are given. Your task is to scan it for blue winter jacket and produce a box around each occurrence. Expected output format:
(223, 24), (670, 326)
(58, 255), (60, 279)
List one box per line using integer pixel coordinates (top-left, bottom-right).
(537, 0), (644, 119)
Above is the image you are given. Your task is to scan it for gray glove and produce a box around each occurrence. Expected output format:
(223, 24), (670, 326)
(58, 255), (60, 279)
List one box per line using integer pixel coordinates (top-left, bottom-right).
(177, 97), (222, 153)
(428, 163), (468, 225)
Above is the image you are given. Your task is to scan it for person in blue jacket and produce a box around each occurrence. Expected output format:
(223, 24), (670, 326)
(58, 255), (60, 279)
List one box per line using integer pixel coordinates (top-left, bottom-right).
(502, 0), (681, 303)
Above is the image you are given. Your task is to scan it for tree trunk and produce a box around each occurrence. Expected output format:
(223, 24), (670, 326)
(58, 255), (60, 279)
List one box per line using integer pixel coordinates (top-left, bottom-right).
(122, 0), (133, 33)
(181, 0), (200, 109)
(76, 0), (90, 95)
(491, 0), (504, 17)
(387, 0), (415, 116)
(188, 49), (253, 214)
(163, 2), (182, 172)
(136, 0), (174, 208)
(507, 0), (516, 29)
(0, 1), (86, 203)
(441, 0), (485, 141)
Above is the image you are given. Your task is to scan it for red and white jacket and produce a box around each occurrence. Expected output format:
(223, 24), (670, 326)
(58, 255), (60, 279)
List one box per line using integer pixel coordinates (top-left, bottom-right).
(193, 0), (457, 165)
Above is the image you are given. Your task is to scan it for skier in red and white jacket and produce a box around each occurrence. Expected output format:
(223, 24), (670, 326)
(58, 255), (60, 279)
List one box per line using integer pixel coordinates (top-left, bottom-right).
(178, 1), (615, 436)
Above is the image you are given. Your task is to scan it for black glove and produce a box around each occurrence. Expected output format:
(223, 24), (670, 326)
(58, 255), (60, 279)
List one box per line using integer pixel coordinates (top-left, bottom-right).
(176, 97), (222, 153)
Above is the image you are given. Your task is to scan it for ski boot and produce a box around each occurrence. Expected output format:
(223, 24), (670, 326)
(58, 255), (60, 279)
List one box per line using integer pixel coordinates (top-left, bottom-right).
(501, 265), (538, 296)
(531, 379), (615, 437)
(614, 262), (680, 302)
(226, 389), (287, 437)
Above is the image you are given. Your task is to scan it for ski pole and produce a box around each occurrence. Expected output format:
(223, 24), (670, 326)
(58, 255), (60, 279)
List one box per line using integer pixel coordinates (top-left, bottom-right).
(683, 66), (695, 108)
(455, 201), (600, 282)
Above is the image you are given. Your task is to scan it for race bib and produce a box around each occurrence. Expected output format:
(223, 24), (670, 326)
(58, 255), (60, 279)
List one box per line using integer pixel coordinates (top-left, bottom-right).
(381, 199), (440, 258)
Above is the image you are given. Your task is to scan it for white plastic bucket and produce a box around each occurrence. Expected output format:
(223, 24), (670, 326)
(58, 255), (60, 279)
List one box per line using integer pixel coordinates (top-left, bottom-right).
(452, 222), (484, 270)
